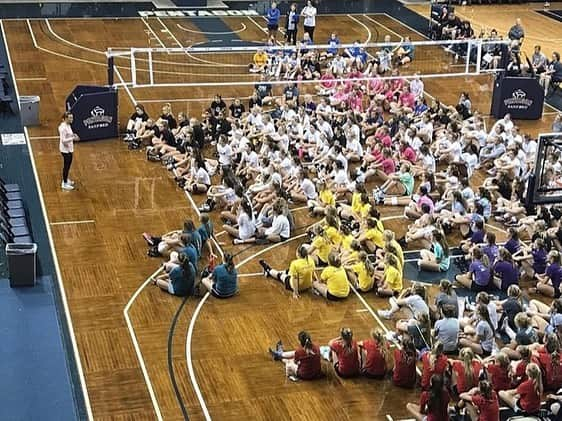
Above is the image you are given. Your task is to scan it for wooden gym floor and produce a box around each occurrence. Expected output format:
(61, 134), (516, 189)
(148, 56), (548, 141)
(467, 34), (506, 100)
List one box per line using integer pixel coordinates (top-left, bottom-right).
(2, 8), (559, 421)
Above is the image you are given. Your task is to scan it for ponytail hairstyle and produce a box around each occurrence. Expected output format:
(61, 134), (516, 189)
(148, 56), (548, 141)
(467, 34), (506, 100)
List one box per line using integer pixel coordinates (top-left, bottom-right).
(401, 336), (417, 366)
(433, 230), (449, 257)
(518, 345), (531, 363)
(427, 374), (444, 414)
(178, 253), (191, 272)
(477, 303), (495, 335)
(545, 333), (561, 372)
(325, 214), (340, 230)
(328, 252), (342, 268)
(508, 288), (524, 307)
(359, 251), (376, 277)
(340, 327), (354, 355)
(385, 254), (400, 271)
(495, 352), (510, 370)
(224, 253), (235, 273)
(479, 380), (493, 400)
(508, 227), (519, 242)
(526, 362), (543, 396)
(413, 283), (427, 301)
(472, 246), (490, 268)
(298, 244), (309, 259)
(370, 328), (389, 361)
(514, 312), (531, 330)
(486, 232), (496, 247)
(430, 341), (444, 369)
(460, 347), (476, 388)
(298, 331), (315, 355)
(499, 247), (514, 265)
(439, 279), (453, 296)
(383, 229), (395, 244)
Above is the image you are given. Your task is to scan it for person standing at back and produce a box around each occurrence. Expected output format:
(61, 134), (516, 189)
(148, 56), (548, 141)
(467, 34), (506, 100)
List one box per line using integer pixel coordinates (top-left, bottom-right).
(285, 3), (299, 45)
(301, 0), (317, 42)
(266, 2), (281, 40)
(59, 112), (79, 191)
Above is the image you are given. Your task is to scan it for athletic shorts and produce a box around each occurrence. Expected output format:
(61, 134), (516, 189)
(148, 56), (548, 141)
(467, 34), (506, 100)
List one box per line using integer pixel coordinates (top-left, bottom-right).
(267, 23), (279, 31)
(168, 282), (175, 295)
(211, 288), (238, 299)
(327, 291), (347, 301)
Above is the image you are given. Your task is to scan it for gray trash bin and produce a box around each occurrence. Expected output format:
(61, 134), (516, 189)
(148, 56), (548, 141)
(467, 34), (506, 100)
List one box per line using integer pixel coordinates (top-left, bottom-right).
(19, 95), (40, 127)
(6, 243), (37, 287)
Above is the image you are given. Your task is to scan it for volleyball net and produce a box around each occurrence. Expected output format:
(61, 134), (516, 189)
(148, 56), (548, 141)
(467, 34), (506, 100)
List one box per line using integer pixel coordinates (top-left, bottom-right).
(107, 38), (511, 89)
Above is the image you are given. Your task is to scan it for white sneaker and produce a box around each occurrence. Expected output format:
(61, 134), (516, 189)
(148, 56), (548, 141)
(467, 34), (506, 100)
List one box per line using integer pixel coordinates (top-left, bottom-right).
(67, 179), (75, 186)
(61, 182), (74, 191)
(377, 309), (392, 319)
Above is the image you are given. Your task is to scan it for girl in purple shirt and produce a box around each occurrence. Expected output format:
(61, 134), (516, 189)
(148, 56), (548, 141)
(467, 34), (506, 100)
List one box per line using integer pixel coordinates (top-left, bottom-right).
(534, 251), (562, 298)
(482, 232), (499, 267)
(514, 238), (548, 280)
(493, 247), (519, 291)
(504, 227), (521, 255)
(456, 247), (491, 292)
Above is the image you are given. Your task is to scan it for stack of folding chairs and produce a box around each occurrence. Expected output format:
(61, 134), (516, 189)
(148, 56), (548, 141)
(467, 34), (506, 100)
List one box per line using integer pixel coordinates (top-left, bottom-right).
(0, 177), (32, 244)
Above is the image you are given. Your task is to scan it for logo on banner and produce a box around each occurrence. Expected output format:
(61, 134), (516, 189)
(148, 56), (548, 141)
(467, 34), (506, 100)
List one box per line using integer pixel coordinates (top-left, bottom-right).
(139, 10), (259, 17)
(503, 89), (533, 110)
(83, 106), (113, 129)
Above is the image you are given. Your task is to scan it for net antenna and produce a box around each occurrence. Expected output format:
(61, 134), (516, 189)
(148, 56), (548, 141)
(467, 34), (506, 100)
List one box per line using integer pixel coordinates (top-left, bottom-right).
(106, 38), (510, 88)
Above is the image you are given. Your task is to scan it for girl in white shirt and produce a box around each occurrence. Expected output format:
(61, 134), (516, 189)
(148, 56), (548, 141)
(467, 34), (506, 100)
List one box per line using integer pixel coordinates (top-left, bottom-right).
(59, 112), (79, 190)
(185, 156), (211, 194)
(224, 200), (257, 245)
(301, 0), (317, 41)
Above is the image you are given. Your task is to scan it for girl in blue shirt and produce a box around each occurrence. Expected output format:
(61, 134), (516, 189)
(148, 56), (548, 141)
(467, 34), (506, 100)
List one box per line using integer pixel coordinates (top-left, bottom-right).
(153, 253), (195, 297)
(202, 253), (239, 298)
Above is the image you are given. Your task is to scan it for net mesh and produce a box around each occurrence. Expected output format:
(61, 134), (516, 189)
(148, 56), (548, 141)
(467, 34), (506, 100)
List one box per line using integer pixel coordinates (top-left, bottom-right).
(109, 38), (509, 89)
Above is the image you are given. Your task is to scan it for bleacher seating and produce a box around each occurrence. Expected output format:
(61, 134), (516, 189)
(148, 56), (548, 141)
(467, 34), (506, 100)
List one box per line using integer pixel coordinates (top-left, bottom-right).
(0, 177), (32, 244)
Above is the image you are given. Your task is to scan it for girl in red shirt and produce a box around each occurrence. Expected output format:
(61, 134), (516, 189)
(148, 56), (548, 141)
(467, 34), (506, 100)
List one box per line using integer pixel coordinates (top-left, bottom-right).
(499, 362), (543, 414)
(451, 348), (482, 396)
(421, 342), (449, 390)
(536, 333), (562, 391)
(407, 374), (450, 421)
(484, 352), (513, 392)
(393, 336), (417, 388)
(459, 380), (499, 421)
(513, 345), (532, 386)
(268, 331), (322, 380)
(358, 329), (389, 379)
(329, 328), (360, 378)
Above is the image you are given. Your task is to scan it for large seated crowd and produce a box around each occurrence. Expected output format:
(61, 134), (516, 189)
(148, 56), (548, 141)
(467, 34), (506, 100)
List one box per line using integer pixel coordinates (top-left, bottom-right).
(126, 7), (562, 420)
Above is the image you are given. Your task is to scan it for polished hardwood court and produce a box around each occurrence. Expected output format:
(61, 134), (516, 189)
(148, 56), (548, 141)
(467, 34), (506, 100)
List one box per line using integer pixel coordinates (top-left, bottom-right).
(3, 9), (559, 421)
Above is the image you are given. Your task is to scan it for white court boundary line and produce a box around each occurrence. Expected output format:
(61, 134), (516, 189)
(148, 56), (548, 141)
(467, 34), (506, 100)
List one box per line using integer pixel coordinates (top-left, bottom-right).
(1, 19), (94, 420)
(50, 219), (95, 226)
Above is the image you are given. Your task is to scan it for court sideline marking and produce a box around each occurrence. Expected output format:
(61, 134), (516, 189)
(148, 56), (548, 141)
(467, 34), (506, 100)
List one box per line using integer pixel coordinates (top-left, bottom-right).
(1, 19), (95, 421)
(50, 219), (95, 226)
(176, 21), (247, 35)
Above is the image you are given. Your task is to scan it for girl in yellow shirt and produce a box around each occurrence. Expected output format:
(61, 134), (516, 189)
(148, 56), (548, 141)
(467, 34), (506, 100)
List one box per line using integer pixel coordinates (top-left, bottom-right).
(313, 252), (350, 300)
(346, 251), (375, 292)
(259, 245), (316, 299)
(358, 217), (385, 253)
(376, 254), (403, 297)
(308, 180), (336, 216)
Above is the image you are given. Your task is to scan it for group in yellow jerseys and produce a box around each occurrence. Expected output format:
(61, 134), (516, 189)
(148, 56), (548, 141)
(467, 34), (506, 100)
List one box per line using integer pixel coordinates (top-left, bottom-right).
(260, 185), (406, 301)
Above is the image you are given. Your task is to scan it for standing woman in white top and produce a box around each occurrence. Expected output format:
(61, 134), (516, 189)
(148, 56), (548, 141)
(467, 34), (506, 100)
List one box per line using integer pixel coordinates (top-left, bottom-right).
(59, 112), (79, 191)
(301, 0), (317, 42)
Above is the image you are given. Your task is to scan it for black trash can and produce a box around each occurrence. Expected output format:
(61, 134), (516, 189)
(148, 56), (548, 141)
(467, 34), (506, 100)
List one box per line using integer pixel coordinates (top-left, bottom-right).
(6, 243), (37, 287)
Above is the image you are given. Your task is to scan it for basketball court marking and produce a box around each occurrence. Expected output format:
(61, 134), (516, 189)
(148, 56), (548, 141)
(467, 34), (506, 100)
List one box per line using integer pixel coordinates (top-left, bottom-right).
(346, 15), (373, 44)
(363, 13), (405, 42)
(50, 219), (95, 226)
(123, 267), (165, 421)
(1, 20), (94, 419)
(176, 22), (247, 35)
